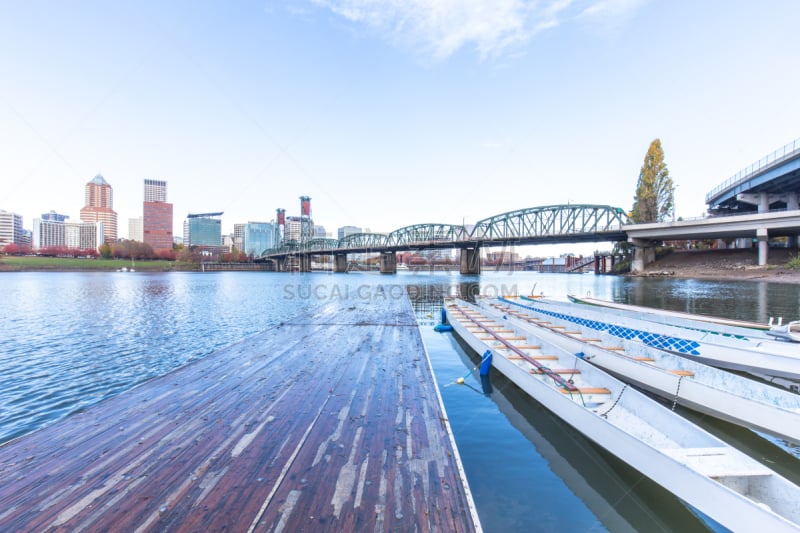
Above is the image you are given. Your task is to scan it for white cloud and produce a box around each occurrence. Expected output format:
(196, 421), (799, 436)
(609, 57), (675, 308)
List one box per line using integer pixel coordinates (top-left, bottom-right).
(309, 0), (645, 60)
(580, 0), (646, 19)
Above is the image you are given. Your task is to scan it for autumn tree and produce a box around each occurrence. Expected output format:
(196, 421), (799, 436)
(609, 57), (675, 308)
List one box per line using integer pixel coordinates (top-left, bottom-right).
(632, 138), (674, 223)
(2, 243), (21, 255)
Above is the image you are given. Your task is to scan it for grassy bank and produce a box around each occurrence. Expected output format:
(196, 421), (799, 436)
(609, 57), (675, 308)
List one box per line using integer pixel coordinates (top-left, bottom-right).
(0, 256), (198, 272)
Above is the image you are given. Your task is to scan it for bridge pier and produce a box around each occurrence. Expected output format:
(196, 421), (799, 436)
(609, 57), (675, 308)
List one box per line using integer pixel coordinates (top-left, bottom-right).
(757, 228), (769, 266)
(297, 255), (311, 273)
(788, 193), (799, 248)
(380, 251), (397, 274)
(460, 247), (481, 275)
(594, 254), (615, 274)
(629, 239), (656, 274)
(333, 253), (348, 273)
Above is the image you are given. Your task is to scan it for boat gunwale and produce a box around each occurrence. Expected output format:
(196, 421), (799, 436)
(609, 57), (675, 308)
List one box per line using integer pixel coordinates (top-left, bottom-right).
(445, 299), (800, 532)
(479, 298), (800, 444)
(501, 295), (800, 380)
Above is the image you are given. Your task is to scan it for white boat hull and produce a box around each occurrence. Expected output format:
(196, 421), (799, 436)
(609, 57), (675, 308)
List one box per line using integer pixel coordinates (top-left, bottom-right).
(446, 300), (800, 531)
(479, 298), (800, 444)
(511, 296), (800, 382)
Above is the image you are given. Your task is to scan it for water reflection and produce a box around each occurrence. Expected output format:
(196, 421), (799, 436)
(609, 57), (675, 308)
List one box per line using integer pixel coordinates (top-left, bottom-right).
(453, 339), (715, 532)
(407, 276), (799, 532)
(613, 277), (800, 324)
(3, 271), (800, 531)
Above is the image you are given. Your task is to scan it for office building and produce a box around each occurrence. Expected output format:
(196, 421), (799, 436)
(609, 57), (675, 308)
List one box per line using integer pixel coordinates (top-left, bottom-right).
(65, 221), (104, 251)
(79, 174), (117, 243)
(33, 219), (64, 249)
(285, 216), (302, 243)
(338, 226), (362, 240)
(243, 222), (275, 257)
(144, 179), (167, 202)
(142, 179), (173, 252)
(129, 217), (143, 242)
(233, 223), (246, 251)
(185, 212), (223, 246)
(0, 210), (24, 246)
(32, 218), (103, 251)
(143, 202), (173, 251)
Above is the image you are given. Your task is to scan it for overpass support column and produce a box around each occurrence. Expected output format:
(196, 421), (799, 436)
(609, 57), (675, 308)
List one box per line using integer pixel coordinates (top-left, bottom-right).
(757, 228), (768, 266)
(380, 251), (397, 274)
(298, 255), (311, 273)
(460, 247), (481, 275)
(333, 253), (348, 273)
(629, 239), (656, 274)
(788, 193), (799, 248)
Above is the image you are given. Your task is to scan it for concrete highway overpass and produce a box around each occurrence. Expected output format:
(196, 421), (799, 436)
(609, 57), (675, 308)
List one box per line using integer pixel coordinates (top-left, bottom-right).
(706, 138), (800, 214)
(625, 210), (800, 270)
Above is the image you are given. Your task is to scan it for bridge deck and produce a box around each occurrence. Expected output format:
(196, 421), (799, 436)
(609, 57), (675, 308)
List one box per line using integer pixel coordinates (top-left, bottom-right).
(0, 297), (478, 532)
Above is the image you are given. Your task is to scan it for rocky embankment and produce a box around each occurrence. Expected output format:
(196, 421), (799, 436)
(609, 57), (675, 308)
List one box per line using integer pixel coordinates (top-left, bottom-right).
(636, 248), (800, 284)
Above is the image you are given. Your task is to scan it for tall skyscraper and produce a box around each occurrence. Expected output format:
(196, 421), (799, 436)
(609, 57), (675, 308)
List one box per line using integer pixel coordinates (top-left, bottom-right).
(144, 179), (167, 202)
(79, 174), (118, 243)
(142, 179), (173, 251)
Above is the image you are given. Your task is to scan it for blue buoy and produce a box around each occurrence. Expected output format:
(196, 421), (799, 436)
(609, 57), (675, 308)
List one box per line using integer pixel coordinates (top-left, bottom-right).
(434, 307), (453, 332)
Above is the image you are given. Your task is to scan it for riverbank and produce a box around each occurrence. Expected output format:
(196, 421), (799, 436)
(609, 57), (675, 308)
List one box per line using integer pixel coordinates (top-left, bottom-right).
(636, 248), (800, 284)
(0, 256), (195, 272)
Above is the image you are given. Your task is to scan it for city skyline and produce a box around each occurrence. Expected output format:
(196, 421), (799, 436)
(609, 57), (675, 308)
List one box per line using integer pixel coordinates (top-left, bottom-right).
(2, 1), (799, 257)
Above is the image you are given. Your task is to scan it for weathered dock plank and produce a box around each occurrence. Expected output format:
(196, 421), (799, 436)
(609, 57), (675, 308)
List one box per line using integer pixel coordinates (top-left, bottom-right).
(0, 294), (479, 532)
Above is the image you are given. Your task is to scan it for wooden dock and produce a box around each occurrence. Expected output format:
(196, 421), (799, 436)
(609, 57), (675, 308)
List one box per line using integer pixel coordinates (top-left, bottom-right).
(0, 296), (479, 531)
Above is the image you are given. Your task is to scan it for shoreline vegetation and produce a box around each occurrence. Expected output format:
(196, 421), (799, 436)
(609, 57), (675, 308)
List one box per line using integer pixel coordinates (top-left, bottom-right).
(3, 248), (800, 283)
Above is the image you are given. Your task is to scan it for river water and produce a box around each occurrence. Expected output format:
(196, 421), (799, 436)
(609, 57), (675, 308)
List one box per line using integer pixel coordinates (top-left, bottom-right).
(2, 270), (800, 532)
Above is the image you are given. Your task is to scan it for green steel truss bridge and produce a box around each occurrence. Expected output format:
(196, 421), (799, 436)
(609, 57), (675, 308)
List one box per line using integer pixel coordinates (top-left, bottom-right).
(259, 204), (630, 273)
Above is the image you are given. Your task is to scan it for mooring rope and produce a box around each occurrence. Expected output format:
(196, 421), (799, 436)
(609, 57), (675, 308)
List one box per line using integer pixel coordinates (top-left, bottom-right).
(671, 374), (685, 411)
(599, 383), (628, 419)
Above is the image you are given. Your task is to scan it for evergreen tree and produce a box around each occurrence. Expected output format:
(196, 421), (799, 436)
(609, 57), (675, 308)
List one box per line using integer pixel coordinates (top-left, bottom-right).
(632, 139), (674, 223)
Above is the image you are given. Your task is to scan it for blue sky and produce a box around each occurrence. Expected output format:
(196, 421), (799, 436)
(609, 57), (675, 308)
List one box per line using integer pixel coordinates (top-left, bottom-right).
(2, 0), (799, 253)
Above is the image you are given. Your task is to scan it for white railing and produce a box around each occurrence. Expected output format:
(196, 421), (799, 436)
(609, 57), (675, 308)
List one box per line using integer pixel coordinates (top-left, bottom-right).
(706, 137), (800, 203)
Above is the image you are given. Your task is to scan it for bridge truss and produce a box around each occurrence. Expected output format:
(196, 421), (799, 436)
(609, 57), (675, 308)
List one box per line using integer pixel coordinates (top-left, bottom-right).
(471, 204), (630, 243)
(259, 204), (630, 258)
(386, 223), (468, 248)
